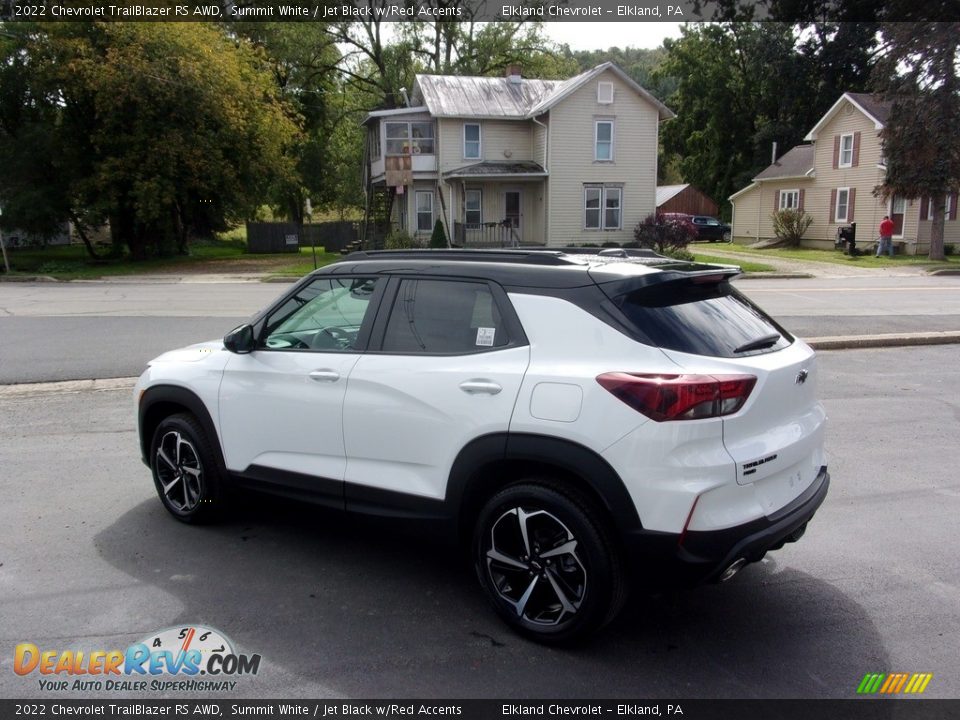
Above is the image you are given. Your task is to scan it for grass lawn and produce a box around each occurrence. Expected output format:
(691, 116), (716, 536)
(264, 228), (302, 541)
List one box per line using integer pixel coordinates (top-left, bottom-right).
(693, 253), (775, 273)
(727, 244), (960, 269)
(0, 238), (341, 280)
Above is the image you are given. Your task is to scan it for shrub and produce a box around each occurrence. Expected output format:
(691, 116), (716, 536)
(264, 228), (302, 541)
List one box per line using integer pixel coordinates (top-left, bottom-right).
(430, 219), (448, 248)
(944, 244), (955, 256)
(660, 247), (696, 262)
(385, 228), (415, 249)
(771, 209), (813, 247)
(633, 212), (696, 253)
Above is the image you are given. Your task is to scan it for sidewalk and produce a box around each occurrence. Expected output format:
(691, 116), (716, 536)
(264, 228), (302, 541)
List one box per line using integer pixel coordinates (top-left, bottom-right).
(701, 246), (938, 278)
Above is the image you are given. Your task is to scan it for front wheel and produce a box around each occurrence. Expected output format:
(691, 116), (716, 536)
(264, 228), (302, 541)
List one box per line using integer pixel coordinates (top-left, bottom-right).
(150, 413), (226, 523)
(722, 230), (732, 243)
(473, 482), (626, 643)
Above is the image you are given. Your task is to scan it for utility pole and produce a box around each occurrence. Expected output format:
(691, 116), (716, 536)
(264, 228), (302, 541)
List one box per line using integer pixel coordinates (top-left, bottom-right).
(0, 206), (9, 274)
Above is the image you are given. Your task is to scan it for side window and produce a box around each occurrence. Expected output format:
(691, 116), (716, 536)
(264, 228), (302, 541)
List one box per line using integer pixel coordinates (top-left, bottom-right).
(382, 279), (510, 354)
(263, 277), (381, 351)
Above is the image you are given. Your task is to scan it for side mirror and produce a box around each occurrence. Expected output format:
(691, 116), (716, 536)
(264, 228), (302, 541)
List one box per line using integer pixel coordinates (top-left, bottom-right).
(223, 324), (255, 354)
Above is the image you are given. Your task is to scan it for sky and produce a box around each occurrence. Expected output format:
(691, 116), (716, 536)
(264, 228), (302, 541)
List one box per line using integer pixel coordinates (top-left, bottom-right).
(543, 22), (686, 51)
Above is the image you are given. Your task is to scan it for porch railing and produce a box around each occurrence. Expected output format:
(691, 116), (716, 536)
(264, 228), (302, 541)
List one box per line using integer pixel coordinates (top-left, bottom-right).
(454, 221), (523, 248)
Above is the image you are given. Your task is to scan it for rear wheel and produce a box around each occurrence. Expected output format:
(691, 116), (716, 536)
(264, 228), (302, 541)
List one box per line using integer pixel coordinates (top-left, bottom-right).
(150, 413), (225, 523)
(473, 481), (626, 643)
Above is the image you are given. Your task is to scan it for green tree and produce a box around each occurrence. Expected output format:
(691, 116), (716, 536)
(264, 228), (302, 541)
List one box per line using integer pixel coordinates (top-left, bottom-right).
(0, 22), (299, 260)
(873, 21), (960, 261)
(657, 22), (875, 218)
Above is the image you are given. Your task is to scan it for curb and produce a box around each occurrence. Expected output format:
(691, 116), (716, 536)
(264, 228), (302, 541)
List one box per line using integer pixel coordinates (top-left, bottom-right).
(807, 331), (960, 351)
(735, 272), (814, 280)
(0, 377), (138, 397)
(0, 275), (58, 283)
(928, 268), (960, 276)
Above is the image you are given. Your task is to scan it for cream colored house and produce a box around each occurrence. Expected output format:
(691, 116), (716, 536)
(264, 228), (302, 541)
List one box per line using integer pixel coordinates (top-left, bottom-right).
(361, 63), (673, 247)
(730, 92), (959, 255)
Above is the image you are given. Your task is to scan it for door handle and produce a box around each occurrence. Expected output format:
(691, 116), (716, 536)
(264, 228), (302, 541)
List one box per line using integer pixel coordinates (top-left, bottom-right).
(309, 369), (341, 383)
(459, 379), (502, 395)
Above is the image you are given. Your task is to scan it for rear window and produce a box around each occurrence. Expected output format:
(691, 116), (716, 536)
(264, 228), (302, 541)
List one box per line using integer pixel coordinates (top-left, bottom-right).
(615, 280), (793, 358)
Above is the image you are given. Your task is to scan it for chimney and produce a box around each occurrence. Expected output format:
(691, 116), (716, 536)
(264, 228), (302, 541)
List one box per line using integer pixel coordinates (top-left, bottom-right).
(771, 141), (778, 165)
(505, 64), (522, 84)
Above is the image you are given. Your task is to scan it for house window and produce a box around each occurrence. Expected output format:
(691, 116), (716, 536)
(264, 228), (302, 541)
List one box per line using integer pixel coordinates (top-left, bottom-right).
(385, 121), (435, 156)
(385, 122), (409, 156)
(464, 123), (481, 159)
(370, 127), (381, 160)
(585, 186), (622, 230)
(839, 133), (854, 168)
(597, 82), (614, 104)
(926, 195), (954, 219)
(416, 191), (434, 232)
(464, 189), (482, 227)
(835, 188), (850, 222)
(595, 120), (614, 162)
(411, 122), (435, 155)
(780, 189), (800, 210)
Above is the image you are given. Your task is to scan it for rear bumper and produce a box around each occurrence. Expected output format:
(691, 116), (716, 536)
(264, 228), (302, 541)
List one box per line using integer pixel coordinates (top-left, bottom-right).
(624, 465), (830, 586)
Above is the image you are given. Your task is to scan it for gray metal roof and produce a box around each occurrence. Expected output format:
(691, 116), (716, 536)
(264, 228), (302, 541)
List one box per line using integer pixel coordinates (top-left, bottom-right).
(413, 75), (563, 118)
(410, 62), (673, 121)
(443, 161), (547, 179)
(846, 93), (891, 125)
(754, 145), (815, 180)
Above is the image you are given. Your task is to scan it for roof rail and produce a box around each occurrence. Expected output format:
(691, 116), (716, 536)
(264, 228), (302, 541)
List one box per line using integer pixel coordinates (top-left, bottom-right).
(343, 249), (577, 266)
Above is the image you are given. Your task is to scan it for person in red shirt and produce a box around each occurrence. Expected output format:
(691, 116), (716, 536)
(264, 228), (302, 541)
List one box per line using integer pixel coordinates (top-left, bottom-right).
(877, 216), (895, 257)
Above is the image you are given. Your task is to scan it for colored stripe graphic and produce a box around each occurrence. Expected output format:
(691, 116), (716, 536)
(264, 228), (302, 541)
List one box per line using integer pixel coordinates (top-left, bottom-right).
(857, 673), (933, 694)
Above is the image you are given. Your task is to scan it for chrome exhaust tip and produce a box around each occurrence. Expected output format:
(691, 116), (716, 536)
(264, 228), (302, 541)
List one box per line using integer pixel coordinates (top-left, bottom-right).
(718, 558), (747, 583)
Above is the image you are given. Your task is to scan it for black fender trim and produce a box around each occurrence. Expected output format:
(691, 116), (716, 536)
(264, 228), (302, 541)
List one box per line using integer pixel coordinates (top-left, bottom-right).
(138, 385), (226, 477)
(446, 432), (642, 536)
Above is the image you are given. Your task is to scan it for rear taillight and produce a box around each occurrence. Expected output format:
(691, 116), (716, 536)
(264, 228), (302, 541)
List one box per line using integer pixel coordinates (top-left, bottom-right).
(596, 373), (756, 422)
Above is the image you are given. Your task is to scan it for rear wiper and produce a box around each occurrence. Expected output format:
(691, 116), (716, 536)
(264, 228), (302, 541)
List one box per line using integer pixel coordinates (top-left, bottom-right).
(734, 333), (781, 354)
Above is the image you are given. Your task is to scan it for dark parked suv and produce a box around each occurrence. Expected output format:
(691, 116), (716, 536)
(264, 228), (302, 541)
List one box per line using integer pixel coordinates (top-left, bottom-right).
(664, 213), (732, 242)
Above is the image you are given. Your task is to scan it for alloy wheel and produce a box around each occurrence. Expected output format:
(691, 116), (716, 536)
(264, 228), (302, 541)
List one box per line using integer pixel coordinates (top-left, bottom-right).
(484, 507), (587, 626)
(155, 430), (204, 513)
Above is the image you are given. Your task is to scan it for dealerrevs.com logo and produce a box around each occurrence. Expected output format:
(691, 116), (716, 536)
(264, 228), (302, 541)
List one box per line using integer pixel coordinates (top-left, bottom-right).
(14, 625), (261, 692)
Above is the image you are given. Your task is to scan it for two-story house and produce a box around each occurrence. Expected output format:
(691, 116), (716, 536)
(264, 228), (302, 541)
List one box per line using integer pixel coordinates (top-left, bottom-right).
(361, 63), (673, 248)
(729, 92), (959, 255)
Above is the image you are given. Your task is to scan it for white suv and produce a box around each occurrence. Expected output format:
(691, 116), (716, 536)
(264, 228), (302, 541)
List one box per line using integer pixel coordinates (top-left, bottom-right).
(135, 249), (829, 642)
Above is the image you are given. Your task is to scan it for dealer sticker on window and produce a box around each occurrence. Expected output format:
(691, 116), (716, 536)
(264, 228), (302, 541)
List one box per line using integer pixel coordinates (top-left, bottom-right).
(475, 327), (496, 347)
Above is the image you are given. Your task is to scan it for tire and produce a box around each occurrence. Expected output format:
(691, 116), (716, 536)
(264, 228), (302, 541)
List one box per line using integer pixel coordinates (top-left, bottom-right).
(473, 481), (626, 643)
(150, 413), (226, 524)
(722, 231), (732, 243)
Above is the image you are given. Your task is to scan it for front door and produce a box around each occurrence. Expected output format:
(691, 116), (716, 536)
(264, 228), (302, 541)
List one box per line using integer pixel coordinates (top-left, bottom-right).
(218, 276), (384, 506)
(503, 190), (522, 246)
(891, 195), (905, 236)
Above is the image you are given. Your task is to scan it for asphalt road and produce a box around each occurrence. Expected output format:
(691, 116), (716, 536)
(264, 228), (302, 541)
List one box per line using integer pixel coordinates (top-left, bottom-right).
(1, 276), (960, 384)
(0, 346), (957, 699)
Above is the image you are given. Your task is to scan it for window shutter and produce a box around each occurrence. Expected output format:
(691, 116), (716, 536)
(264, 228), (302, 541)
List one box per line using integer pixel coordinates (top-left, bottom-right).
(798, 189), (805, 211)
(829, 189), (837, 222)
(848, 188), (856, 221)
(852, 132), (861, 167)
(833, 136), (840, 169)
(920, 197), (929, 221)
(775, 190), (781, 212)
(950, 193), (958, 221)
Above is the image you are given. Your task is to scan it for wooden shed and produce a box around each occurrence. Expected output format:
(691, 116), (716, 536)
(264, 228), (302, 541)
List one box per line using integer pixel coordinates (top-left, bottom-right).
(656, 184), (718, 217)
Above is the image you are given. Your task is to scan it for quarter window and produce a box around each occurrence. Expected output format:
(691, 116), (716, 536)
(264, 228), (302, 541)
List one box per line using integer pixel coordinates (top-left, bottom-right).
(263, 277), (381, 352)
(382, 279), (510, 354)
(839, 134), (854, 167)
(416, 191), (434, 232)
(464, 123), (481, 159)
(595, 121), (614, 161)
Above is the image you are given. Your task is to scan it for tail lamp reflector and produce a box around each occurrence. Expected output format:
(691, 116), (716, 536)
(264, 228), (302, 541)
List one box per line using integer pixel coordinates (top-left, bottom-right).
(596, 373), (757, 422)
